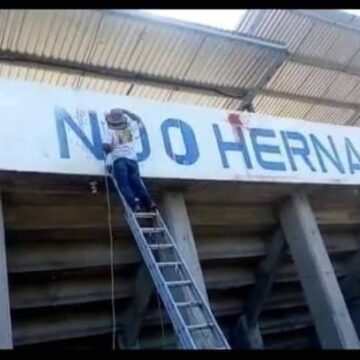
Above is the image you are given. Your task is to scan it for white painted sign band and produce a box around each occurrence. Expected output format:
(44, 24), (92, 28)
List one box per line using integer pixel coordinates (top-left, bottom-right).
(1, 79), (360, 185)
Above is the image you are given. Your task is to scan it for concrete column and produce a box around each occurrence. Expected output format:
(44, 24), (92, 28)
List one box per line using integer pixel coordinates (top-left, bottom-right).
(0, 192), (13, 349)
(280, 192), (360, 349)
(160, 192), (209, 304)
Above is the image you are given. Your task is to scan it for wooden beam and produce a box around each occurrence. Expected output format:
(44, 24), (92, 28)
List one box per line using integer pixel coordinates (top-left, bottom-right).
(280, 192), (360, 349)
(245, 229), (286, 329)
(0, 192), (13, 349)
(234, 229), (286, 349)
(120, 265), (154, 348)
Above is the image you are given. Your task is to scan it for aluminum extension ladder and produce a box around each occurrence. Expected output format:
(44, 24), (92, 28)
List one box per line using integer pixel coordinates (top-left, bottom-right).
(109, 174), (230, 349)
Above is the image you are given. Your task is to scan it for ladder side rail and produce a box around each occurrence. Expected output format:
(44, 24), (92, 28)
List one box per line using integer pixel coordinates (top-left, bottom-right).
(155, 211), (230, 348)
(166, 259), (226, 347)
(124, 210), (196, 349)
(109, 174), (229, 349)
(109, 175), (196, 349)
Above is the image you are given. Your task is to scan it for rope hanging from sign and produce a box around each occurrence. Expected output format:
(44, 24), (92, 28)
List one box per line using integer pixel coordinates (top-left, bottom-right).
(104, 158), (117, 350)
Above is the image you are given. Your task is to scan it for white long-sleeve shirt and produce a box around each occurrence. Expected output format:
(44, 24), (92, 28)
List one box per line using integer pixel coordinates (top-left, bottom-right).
(104, 119), (140, 162)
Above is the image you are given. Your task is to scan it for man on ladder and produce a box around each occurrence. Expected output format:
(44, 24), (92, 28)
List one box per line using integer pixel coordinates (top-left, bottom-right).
(102, 108), (157, 212)
(102, 109), (230, 350)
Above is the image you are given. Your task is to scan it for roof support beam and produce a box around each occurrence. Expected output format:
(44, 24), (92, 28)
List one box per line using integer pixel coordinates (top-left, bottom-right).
(241, 102), (255, 112)
(341, 251), (360, 300)
(337, 231), (360, 337)
(120, 265), (154, 348)
(245, 230), (286, 330)
(339, 229), (360, 300)
(234, 229), (286, 349)
(239, 44), (289, 111)
(0, 191), (13, 349)
(238, 50), (288, 111)
(234, 315), (263, 349)
(280, 192), (360, 349)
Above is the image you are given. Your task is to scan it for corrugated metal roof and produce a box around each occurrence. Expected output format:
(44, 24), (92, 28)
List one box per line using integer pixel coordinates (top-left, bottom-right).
(254, 94), (356, 125)
(2, 9), (360, 125)
(237, 10), (360, 126)
(238, 10), (360, 66)
(254, 94), (313, 120)
(0, 9), (287, 111)
(265, 62), (360, 105)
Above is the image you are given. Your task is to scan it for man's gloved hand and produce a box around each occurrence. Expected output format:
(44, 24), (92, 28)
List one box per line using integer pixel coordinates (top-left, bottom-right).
(106, 165), (113, 174)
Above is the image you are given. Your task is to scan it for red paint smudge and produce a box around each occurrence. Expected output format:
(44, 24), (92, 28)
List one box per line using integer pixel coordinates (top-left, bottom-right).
(228, 112), (245, 128)
(226, 112), (248, 142)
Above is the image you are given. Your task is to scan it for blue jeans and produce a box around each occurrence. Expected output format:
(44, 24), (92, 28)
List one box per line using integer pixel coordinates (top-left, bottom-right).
(113, 158), (153, 211)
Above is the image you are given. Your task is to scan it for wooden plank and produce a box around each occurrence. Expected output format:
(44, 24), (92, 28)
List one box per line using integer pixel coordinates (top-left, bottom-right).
(280, 192), (360, 349)
(0, 192), (13, 348)
(120, 265), (154, 347)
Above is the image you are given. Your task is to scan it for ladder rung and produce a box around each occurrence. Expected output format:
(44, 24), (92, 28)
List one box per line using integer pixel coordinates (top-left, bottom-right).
(142, 227), (164, 234)
(176, 301), (202, 308)
(158, 261), (182, 267)
(134, 212), (157, 218)
(167, 280), (192, 287)
(149, 244), (173, 250)
(187, 323), (214, 331)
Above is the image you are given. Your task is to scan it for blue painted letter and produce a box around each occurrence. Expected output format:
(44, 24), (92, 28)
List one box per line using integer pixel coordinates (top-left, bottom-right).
(161, 119), (199, 165)
(137, 126), (151, 162)
(55, 107), (103, 160)
(345, 137), (360, 174)
(310, 134), (344, 174)
(213, 124), (252, 169)
(281, 131), (316, 172)
(250, 128), (286, 171)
